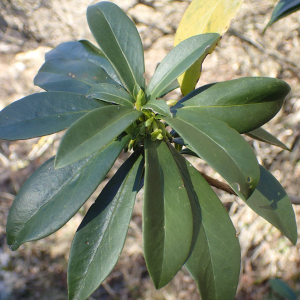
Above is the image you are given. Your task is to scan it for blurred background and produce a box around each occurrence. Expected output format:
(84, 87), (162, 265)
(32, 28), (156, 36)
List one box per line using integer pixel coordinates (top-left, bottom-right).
(1, 0), (300, 299)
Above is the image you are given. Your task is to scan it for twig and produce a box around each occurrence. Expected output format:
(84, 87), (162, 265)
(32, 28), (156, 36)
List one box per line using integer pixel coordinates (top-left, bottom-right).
(200, 172), (300, 205)
(0, 192), (15, 200)
(200, 172), (236, 195)
(289, 195), (300, 205)
(228, 28), (300, 80)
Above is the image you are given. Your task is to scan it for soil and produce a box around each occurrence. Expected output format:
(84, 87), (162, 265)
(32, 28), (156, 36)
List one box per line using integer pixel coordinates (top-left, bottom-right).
(0, 0), (300, 299)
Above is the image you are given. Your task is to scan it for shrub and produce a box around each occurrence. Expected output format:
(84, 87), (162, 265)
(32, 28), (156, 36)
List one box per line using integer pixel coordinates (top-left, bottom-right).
(1, 2), (297, 300)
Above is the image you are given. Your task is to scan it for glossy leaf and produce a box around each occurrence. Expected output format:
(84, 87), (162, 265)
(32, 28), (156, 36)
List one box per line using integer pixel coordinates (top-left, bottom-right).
(168, 144), (241, 300)
(147, 34), (221, 100)
(164, 110), (260, 200)
(142, 98), (172, 117)
(0, 92), (106, 140)
(173, 137), (186, 146)
(173, 77), (290, 133)
(269, 278), (297, 300)
(87, 2), (145, 95)
(180, 148), (199, 158)
(266, 0), (300, 30)
(6, 136), (129, 251)
(158, 79), (180, 98)
(68, 150), (144, 300)
(246, 165), (297, 245)
(175, 0), (243, 95)
(86, 83), (135, 107)
(55, 106), (142, 168)
(45, 40), (121, 84)
(34, 58), (118, 95)
(144, 138), (193, 289)
(246, 127), (290, 151)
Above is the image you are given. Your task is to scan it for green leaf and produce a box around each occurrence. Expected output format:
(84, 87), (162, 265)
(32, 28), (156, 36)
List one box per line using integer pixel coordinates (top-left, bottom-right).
(265, 0), (300, 31)
(86, 83), (134, 107)
(68, 150), (144, 300)
(143, 138), (193, 289)
(34, 58), (118, 95)
(174, 0), (243, 95)
(173, 77), (290, 133)
(45, 40), (121, 85)
(0, 92), (106, 140)
(246, 165), (297, 245)
(269, 278), (297, 300)
(173, 137), (186, 145)
(55, 106), (142, 168)
(180, 148), (199, 157)
(168, 144), (241, 300)
(147, 34), (221, 100)
(157, 79), (180, 98)
(87, 2), (145, 95)
(6, 136), (129, 251)
(246, 127), (290, 151)
(142, 98), (172, 117)
(164, 110), (260, 200)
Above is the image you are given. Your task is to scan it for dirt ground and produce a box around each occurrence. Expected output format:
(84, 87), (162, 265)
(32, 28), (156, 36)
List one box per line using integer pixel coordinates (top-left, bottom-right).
(0, 0), (300, 299)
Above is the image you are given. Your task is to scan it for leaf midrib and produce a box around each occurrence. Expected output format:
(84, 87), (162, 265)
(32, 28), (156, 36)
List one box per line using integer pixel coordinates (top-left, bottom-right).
(198, 0), (221, 33)
(93, 91), (134, 105)
(179, 99), (282, 109)
(173, 116), (246, 179)
(94, 7), (137, 92)
(66, 109), (138, 158)
(157, 148), (167, 286)
(0, 110), (94, 128)
(171, 153), (218, 299)
(74, 160), (139, 297)
(150, 43), (211, 98)
(12, 145), (108, 247)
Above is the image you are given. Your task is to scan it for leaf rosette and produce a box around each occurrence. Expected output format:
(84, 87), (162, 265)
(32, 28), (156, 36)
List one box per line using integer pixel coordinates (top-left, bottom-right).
(0, 2), (296, 300)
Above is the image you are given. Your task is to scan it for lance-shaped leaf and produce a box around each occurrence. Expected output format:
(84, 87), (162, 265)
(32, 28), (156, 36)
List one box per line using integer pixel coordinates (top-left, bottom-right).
(180, 148), (199, 157)
(143, 138), (193, 289)
(269, 278), (298, 300)
(6, 136), (129, 251)
(168, 144), (241, 300)
(142, 98), (172, 117)
(164, 110), (260, 200)
(246, 127), (290, 151)
(68, 150), (144, 300)
(147, 34), (220, 100)
(158, 79), (180, 98)
(265, 0), (300, 31)
(34, 58), (118, 95)
(152, 64), (180, 98)
(0, 92), (106, 140)
(87, 2), (145, 95)
(173, 77), (290, 133)
(175, 0), (244, 95)
(246, 165), (297, 245)
(55, 106), (142, 168)
(86, 83), (134, 107)
(45, 40), (121, 84)
(173, 137), (186, 146)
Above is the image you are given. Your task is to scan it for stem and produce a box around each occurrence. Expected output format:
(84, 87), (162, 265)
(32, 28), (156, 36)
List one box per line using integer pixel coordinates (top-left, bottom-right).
(200, 172), (300, 205)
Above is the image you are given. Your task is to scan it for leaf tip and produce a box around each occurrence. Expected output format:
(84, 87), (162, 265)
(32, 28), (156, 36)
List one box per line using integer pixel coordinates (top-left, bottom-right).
(54, 157), (64, 170)
(291, 236), (298, 246)
(288, 226), (298, 246)
(263, 22), (271, 35)
(7, 240), (19, 252)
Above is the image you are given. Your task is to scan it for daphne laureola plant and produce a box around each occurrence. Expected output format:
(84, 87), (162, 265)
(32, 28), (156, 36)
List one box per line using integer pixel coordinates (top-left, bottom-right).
(1, 1), (297, 300)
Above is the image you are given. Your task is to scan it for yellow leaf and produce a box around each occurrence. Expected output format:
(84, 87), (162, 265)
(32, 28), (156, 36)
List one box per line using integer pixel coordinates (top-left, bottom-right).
(175, 0), (244, 95)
